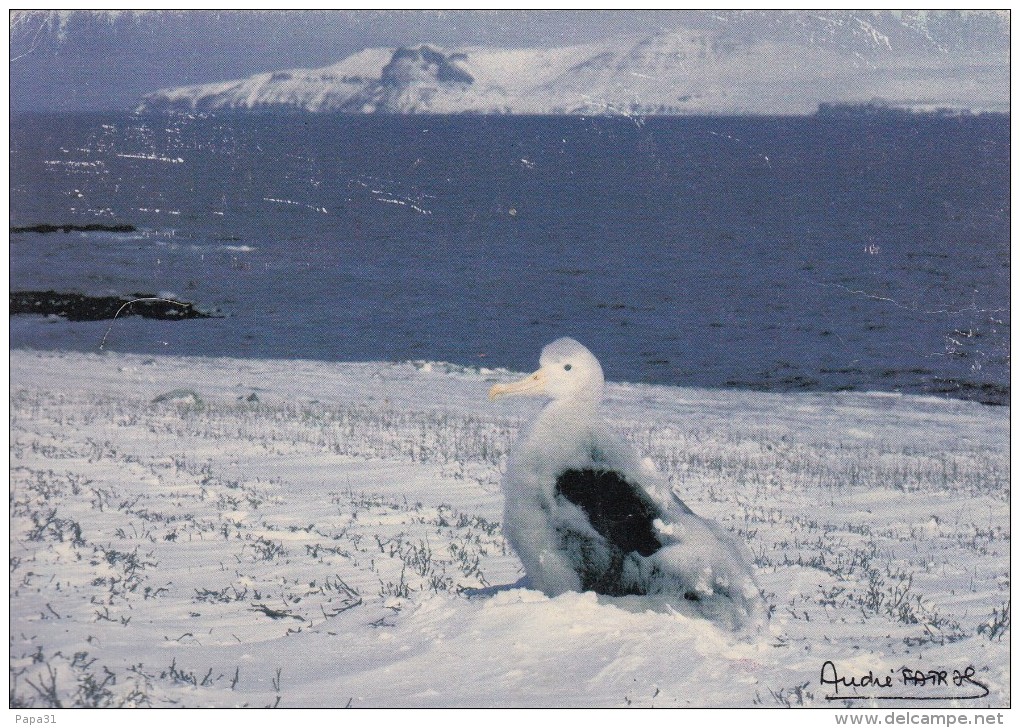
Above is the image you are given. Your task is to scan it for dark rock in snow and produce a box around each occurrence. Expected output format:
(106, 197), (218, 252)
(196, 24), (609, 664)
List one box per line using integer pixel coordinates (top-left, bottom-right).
(381, 46), (474, 86)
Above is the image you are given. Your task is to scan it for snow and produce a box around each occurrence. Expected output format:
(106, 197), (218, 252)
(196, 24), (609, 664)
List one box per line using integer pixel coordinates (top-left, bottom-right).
(9, 349), (1009, 708)
(460, 43), (612, 92)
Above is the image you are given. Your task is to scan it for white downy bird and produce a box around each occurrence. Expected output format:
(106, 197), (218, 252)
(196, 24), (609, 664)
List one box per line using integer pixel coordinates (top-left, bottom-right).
(490, 337), (763, 629)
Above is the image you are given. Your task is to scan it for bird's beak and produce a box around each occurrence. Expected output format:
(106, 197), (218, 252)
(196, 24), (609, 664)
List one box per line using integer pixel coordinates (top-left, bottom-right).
(489, 369), (547, 401)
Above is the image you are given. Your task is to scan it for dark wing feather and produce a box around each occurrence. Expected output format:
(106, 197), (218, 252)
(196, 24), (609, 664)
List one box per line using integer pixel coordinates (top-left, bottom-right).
(554, 468), (663, 557)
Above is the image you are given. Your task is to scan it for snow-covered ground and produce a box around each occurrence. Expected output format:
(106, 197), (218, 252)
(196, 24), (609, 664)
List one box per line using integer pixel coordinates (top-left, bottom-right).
(9, 349), (1009, 708)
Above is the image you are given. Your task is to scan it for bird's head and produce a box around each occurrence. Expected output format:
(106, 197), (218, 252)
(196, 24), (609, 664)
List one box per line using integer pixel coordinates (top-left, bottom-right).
(489, 337), (605, 404)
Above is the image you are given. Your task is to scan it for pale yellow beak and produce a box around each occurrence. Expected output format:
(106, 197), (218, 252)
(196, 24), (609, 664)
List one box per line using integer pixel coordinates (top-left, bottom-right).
(488, 369), (547, 401)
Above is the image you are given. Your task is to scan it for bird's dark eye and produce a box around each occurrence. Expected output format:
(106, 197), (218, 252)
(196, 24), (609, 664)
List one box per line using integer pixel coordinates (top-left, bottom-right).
(564, 364), (572, 371)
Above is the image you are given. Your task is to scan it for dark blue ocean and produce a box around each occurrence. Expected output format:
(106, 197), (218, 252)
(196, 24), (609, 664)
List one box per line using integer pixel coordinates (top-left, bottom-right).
(10, 112), (1010, 404)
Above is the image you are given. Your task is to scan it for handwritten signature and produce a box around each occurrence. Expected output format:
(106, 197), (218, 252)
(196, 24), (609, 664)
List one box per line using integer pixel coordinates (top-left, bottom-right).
(820, 661), (990, 701)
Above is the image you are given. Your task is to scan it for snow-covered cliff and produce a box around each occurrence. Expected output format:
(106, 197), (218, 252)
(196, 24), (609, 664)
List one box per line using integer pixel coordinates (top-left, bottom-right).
(139, 20), (1008, 116)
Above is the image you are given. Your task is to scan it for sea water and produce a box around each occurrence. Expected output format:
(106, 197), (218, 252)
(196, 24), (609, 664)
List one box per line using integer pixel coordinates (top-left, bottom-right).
(9, 112), (1010, 404)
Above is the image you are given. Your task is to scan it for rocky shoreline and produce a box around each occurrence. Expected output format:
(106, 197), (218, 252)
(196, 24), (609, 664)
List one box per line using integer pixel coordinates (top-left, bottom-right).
(10, 291), (218, 321)
(11, 223), (137, 235)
